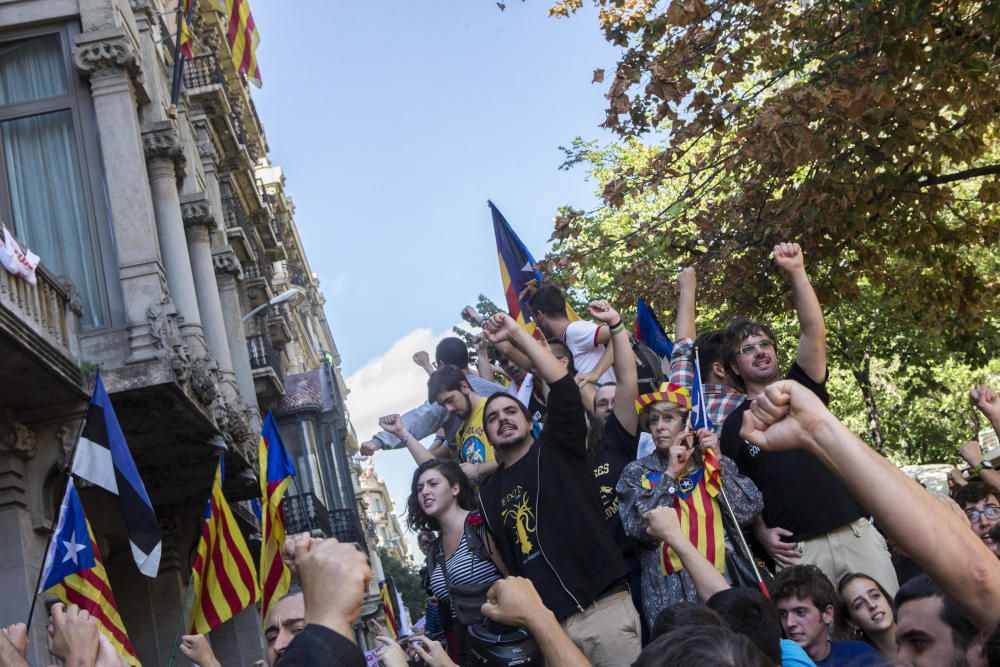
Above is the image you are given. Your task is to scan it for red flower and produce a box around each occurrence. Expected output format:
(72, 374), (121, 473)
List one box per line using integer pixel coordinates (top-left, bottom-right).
(466, 513), (484, 527)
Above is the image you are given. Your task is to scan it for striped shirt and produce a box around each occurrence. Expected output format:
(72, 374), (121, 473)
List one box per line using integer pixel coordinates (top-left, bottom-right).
(427, 534), (500, 607)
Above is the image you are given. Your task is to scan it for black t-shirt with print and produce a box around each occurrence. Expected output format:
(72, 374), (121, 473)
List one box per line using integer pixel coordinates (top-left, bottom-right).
(720, 361), (866, 542)
(593, 412), (640, 553)
(497, 444), (578, 619)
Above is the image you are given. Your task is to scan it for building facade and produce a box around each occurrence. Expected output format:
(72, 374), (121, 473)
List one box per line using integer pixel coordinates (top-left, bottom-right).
(358, 463), (412, 564)
(0, 0), (371, 663)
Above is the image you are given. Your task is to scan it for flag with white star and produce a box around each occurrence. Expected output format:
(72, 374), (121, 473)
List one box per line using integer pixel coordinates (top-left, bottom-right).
(39, 482), (140, 665)
(39, 483), (95, 591)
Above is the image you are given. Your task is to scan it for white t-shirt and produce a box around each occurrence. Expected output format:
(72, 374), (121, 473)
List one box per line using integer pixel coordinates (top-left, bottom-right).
(563, 320), (616, 384)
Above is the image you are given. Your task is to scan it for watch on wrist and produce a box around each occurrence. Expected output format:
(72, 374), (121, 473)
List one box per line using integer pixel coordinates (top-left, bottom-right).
(975, 460), (994, 473)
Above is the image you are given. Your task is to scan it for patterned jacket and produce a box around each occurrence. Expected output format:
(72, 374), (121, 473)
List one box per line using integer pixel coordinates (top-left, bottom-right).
(617, 450), (763, 622)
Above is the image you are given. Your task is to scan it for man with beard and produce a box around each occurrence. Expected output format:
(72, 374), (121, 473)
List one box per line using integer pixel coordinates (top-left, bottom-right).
(360, 337), (509, 457)
(478, 311), (641, 667)
(719, 242), (897, 596)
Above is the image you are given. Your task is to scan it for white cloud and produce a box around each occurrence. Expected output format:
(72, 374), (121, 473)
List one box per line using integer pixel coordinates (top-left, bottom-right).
(345, 326), (465, 565)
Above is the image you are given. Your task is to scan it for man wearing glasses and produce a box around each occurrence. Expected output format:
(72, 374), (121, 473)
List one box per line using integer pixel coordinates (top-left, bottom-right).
(955, 483), (1000, 557)
(718, 242), (899, 596)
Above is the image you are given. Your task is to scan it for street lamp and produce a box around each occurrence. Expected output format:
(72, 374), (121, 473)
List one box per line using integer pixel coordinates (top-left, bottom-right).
(241, 286), (305, 322)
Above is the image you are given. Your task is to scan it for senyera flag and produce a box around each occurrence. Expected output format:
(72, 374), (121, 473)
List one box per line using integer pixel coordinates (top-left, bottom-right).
(72, 370), (161, 578)
(40, 482), (140, 666)
(217, 0), (262, 87)
(189, 459), (259, 633)
(259, 411), (295, 624)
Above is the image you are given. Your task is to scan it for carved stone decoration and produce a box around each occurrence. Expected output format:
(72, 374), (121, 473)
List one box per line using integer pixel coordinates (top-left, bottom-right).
(56, 425), (75, 471)
(0, 411), (36, 459)
(180, 195), (214, 230)
(146, 296), (192, 383)
(192, 120), (219, 162)
(55, 277), (84, 317)
(189, 357), (219, 406)
(142, 122), (186, 174)
(72, 34), (138, 78)
(212, 248), (243, 279)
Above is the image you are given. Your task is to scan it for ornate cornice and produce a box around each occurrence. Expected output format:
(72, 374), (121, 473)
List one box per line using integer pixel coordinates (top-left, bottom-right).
(180, 194), (214, 229)
(142, 122), (182, 161)
(72, 35), (137, 77)
(212, 248), (243, 278)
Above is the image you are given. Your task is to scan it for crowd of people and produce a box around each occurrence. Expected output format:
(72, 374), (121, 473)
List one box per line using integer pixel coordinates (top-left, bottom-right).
(4, 242), (999, 666)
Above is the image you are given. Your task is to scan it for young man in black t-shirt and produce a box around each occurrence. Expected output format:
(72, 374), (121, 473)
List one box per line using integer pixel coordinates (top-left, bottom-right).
(479, 311), (641, 667)
(719, 243), (898, 595)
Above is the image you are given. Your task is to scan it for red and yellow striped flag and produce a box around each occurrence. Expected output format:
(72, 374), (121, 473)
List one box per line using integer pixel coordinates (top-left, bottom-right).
(179, 0), (194, 59)
(217, 0), (261, 87)
(660, 449), (725, 576)
(189, 460), (259, 634)
(49, 528), (141, 665)
(380, 582), (399, 639)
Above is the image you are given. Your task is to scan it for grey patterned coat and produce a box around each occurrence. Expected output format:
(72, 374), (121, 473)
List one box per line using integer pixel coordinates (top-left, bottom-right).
(616, 450), (763, 623)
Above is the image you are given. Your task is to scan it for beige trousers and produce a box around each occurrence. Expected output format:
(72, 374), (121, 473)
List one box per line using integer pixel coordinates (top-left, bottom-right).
(560, 588), (641, 667)
(780, 517), (900, 596)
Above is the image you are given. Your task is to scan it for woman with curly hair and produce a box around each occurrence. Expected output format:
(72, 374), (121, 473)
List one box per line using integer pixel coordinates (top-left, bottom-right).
(405, 458), (504, 663)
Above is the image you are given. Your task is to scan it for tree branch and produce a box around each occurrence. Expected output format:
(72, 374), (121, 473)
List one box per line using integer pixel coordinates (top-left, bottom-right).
(918, 165), (1000, 187)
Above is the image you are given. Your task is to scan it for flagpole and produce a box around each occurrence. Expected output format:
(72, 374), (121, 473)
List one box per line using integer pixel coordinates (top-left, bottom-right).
(692, 347), (769, 597)
(165, 574), (196, 667)
(169, 0), (187, 107)
(288, 473), (317, 537)
(26, 372), (99, 630)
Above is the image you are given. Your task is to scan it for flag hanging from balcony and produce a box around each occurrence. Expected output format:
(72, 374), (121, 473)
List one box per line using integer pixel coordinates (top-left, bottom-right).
(40, 482), (140, 666)
(259, 411), (296, 624)
(72, 371), (162, 578)
(190, 459), (259, 633)
(218, 0), (262, 87)
(178, 0), (195, 59)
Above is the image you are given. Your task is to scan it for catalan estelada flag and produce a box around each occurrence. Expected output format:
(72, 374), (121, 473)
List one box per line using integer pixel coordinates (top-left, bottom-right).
(642, 450), (725, 576)
(663, 449), (724, 575)
(490, 201), (543, 335)
(259, 411), (295, 624)
(189, 459), (259, 633)
(40, 483), (140, 666)
(217, 0), (261, 87)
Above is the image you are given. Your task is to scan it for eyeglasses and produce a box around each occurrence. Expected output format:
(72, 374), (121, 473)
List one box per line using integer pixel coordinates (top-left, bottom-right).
(738, 339), (775, 356)
(965, 505), (1000, 523)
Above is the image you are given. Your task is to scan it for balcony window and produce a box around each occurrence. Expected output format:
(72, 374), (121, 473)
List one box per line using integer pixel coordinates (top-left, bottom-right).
(0, 30), (117, 329)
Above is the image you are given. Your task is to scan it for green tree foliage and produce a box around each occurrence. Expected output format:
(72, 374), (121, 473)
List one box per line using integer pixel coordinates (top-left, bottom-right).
(378, 548), (426, 624)
(529, 0), (1000, 462)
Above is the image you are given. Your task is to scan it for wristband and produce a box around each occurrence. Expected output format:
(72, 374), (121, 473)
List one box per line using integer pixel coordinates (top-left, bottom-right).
(610, 322), (625, 336)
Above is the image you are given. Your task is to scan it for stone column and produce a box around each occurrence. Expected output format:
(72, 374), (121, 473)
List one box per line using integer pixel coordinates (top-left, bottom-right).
(0, 417), (39, 660)
(142, 121), (207, 358)
(72, 30), (168, 364)
(182, 194), (233, 376)
(213, 249), (261, 422)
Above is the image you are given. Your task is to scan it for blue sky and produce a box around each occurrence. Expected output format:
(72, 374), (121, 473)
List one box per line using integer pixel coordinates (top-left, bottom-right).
(251, 1), (618, 375)
(249, 2), (621, 556)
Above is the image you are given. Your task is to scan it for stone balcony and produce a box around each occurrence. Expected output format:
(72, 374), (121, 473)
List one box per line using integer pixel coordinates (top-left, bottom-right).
(0, 262), (86, 413)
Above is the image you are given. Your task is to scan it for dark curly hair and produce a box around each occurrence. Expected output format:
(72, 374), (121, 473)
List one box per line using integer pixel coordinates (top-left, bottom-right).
(722, 318), (779, 392)
(406, 459), (476, 533)
(772, 564), (837, 614)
